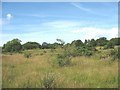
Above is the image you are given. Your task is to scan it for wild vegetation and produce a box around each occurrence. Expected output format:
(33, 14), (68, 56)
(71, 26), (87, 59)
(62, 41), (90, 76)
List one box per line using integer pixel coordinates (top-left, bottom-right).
(2, 37), (120, 88)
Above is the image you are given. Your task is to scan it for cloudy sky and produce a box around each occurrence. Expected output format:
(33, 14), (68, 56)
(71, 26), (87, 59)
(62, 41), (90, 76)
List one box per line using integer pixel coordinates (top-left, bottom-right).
(1, 2), (118, 45)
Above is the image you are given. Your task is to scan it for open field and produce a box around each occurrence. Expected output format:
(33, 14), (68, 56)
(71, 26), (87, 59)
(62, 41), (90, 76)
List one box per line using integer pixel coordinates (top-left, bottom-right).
(2, 48), (118, 88)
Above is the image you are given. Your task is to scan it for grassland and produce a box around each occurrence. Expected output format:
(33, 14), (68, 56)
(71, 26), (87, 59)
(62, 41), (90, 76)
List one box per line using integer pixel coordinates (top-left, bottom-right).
(2, 48), (118, 88)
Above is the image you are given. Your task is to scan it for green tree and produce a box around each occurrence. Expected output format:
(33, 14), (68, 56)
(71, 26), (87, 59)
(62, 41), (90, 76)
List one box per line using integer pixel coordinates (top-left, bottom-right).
(84, 39), (88, 45)
(42, 42), (49, 49)
(96, 37), (108, 46)
(56, 39), (65, 46)
(71, 40), (83, 47)
(109, 38), (120, 46)
(89, 39), (97, 46)
(23, 42), (41, 50)
(2, 38), (22, 52)
(104, 42), (114, 49)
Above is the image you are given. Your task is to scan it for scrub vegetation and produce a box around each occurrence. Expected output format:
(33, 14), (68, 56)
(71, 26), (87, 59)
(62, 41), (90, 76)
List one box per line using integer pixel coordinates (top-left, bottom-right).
(2, 37), (119, 88)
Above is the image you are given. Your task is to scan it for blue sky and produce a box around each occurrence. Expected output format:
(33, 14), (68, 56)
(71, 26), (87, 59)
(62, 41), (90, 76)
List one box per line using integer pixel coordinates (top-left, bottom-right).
(1, 2), (118, 45)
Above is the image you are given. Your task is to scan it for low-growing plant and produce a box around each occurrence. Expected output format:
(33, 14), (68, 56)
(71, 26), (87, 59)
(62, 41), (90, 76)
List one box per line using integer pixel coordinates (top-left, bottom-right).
(24, 52), (32, 58)
(43, 50), (47, 53)
(40, 53), (43, 55)
(41, 73), (55, 88)
(56, 52), (72, 67)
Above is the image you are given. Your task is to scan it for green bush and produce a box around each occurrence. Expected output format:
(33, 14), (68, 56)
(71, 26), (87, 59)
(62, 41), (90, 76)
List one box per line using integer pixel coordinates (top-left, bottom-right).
(41, 73), (55, 88)
(110, 48), (120, 60)
(24, 52), (32, 58)
(77, 47), (94, 57)
(56, 52), (71, 67)
(84, 50), (93, 57)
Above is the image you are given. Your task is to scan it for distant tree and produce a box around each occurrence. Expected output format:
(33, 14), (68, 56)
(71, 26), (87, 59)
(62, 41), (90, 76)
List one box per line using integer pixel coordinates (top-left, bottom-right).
(89, 39), (97, 46)
(22, 42), (41, 50)
(42, 42), (49, 49)
(104, 42), (114, 49)
(56, 39), (65, 46)
(71, 40), (83, 47)
(84, 39), (88, 45)
(2, 38), (22, 52)
(51, 42), (61, 49)
(96, 37), (108, 46)
(109, 38), (120, 46)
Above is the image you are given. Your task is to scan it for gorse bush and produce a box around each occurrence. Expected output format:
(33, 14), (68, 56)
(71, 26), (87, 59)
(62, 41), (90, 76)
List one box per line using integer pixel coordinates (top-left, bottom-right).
(110, 48), (120, 60)
(24, 52), (32, 58)
(56, 51), (72, 67)
(75, 46), (94, 57)
(41, 73), (55, 88)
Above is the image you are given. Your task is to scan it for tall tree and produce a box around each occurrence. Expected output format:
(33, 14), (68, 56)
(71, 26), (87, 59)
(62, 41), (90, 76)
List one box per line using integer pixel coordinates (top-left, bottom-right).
(96, 37), (108, 46)
(22, 42), (41, 50)
(2, 38), (22, 52)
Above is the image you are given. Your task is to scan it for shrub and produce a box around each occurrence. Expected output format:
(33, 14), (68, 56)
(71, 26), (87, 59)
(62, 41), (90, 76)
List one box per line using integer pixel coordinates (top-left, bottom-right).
(104, 42), (114, 49)
(56, 52), (71, 67)
(40, 53), (43, 55)
(110, 48), (120, 60)
(24, 52), (32, 58)
(41, 73), (55, 88)
(43, 50), (47, 53)
(84, 50), (93, 57)
(77, 47), (93, 57)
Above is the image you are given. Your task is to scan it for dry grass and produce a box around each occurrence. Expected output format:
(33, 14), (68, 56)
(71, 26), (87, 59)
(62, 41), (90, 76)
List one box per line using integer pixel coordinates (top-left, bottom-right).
(2, 49), (118, 88)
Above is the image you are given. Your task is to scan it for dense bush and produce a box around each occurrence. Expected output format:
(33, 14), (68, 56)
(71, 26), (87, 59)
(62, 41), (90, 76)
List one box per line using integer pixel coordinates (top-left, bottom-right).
(75, 46), (94, 57)
(54, 49), (72, 67)
(110, 48), (120, 60)
(56, 54), (71, 67)
(96, 37), (108, 46)
(104, 42), (114, 49)
(2, 39), (22, 52)
(22, 42), (41, 50)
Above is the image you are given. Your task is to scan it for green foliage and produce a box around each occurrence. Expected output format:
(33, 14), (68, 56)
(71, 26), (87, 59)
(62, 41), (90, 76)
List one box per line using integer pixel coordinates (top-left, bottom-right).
(24, 52), (32, 58)
(104, 42), (114, 49)
(96, 37), (108, 46)
(41, 73), (55, 88)
(110, 48), (120, 60)
(56, 39), (65, 46)
(42, 42), (55, 49)
(22, 42), (40, 50)
(74, 45), (95, 57)
(109, 38), (120, 46)
(89, 39), (97, 46)
(2, 38), (22, 52)
(57, 54), (71, 67)
(55, 50), (72, 67)
(71, 40), (83, 47)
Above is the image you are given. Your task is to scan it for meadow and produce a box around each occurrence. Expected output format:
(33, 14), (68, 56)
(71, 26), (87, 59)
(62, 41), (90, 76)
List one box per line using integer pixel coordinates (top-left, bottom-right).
(2, 47), (118, 88)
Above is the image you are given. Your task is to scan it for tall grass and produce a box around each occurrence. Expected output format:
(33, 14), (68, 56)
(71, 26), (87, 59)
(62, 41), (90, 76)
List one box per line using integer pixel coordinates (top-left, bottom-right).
(2, 49), (118, 88)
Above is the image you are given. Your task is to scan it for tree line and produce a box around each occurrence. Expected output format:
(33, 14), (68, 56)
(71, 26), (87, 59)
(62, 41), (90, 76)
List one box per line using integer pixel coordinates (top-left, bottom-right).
(2, 37), (120, 53)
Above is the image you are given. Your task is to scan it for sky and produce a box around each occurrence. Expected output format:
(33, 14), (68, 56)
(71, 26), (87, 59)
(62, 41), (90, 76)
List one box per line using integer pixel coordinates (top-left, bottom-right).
(1, 2), (118, 45)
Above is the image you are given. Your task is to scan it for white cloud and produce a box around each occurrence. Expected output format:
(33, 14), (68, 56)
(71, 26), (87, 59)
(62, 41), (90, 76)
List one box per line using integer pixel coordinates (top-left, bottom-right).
(71, 27), (118, 41)
(1, 26), (118, 46)
(6, 14), (13, 20)
(1, 14), (13, 25)
(71, 2), (91, 12)
(42, 20), (81, 29)
(70, 2), (107, 16)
